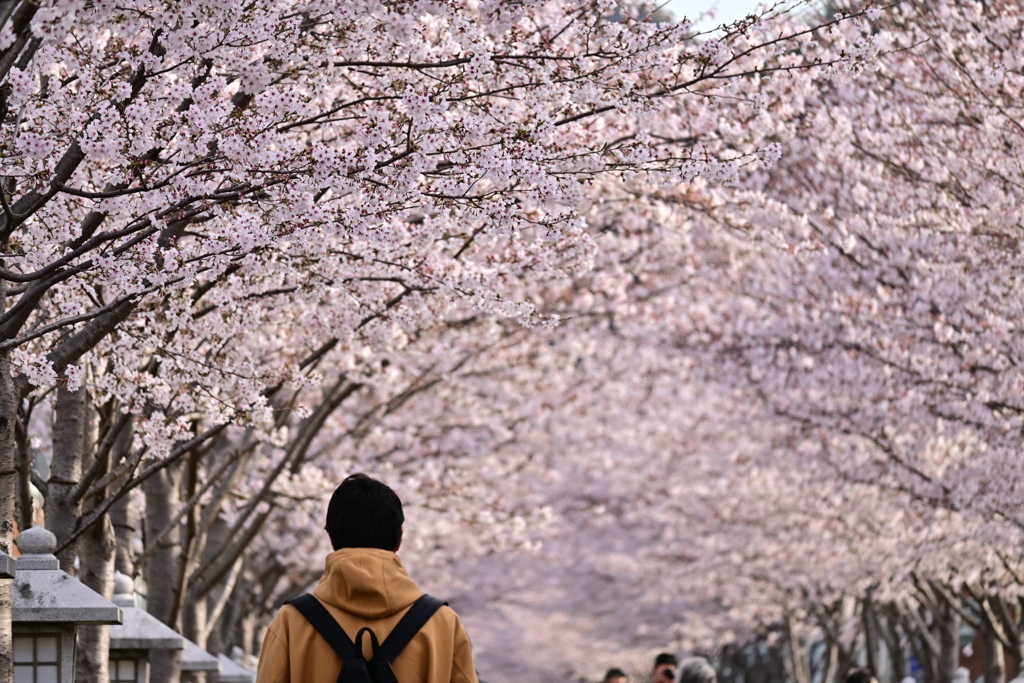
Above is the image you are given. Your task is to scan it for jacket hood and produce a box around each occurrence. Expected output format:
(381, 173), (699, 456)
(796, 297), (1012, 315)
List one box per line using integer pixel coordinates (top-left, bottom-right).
(312, 548), (423, 619)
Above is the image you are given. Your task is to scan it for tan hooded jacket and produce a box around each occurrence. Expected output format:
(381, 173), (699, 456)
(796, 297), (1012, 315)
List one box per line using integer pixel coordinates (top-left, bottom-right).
(256, 548), (478, 683)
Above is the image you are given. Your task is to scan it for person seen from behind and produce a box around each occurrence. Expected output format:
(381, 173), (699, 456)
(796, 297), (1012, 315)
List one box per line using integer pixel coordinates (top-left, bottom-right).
(652, 653), (679, 683)
(256, 473), (479, 683)
(677, 658), (716, 683)
(605, 668), (629, 683)
(845, 670), (878, 683)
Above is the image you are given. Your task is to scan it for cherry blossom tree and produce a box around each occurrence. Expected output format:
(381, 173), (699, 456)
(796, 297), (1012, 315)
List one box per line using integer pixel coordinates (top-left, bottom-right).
(580, 2), (1024, 682)
(295, 2), (1024, 679)
(0, 0), (881, 681)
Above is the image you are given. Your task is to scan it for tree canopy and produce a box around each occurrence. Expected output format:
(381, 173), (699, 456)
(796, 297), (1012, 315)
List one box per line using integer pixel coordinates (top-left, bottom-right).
(10, 2), (1024, 683)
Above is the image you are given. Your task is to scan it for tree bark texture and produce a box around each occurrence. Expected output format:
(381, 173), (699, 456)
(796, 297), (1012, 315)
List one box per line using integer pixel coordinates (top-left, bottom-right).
(783, 613), (812, 683)
(820, 640), (840, 683)
(0, 347), (17, 683)
(864, 598), (883, 681)
(186, 516), (235, 649)
(76, 397), (114, 683)
(937, 595), (963, 683)
(14, 410), (30, 532)
(182, 582), (207, 648)
(111, 490), (137, 575)
(988, 594), (1024, 675)
(43, 385), (87, 573)
(884, 606), (907, 683)
(110, 417), (136, 576)
(143, 460), (183, 624)
(144, 461), (184, 683)
(985, 620), (1006, 683)
(76, 513), (115, 683)
(149, 650), (183, 683)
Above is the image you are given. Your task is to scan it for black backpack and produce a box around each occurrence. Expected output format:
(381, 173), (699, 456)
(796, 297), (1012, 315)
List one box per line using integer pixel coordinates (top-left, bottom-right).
(286, 593), (446, 683)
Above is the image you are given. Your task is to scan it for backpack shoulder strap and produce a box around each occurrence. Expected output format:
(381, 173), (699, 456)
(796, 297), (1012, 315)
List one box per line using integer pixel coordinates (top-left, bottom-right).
(286, 594), (359, 660)
(377, 594), (447, 663)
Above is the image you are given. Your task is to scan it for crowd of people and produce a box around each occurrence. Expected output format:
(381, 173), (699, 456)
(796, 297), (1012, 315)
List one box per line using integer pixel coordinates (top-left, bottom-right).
(601, 653), (882, 683)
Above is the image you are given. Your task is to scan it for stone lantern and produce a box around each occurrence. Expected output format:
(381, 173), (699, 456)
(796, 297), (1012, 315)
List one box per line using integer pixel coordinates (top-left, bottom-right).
(1, 550), (14, 579)
(12, 527), (122, 683)
(180, 638), (220, 683)
(108, 572), (184, 683)
(216, 654), (255, 683)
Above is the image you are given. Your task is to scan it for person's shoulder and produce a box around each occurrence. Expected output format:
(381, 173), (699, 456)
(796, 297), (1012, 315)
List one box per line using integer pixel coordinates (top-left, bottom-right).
(415, 596), (458, 622)
(267, 602), (306, 637)
(273, 601), (302, 618)
(435, 602), (460, 620)
(427, 600), (471, 636)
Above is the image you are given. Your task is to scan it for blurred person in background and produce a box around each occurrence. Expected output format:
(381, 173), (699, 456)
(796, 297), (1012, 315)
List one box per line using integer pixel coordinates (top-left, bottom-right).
(677, 658), (716, 683)
(605, 667), (629, 683)
(652, 653), (679, 683)
(846, 669), (878, 683)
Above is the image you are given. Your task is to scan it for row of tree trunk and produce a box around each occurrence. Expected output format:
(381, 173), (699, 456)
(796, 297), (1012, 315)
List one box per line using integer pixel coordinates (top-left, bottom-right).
(2, 364), (365, 683)
(762, 585), (1024, 683)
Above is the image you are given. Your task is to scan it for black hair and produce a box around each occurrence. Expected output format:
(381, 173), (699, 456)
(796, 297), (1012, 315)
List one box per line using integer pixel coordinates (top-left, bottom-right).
(655, 653), (680, 668)
(605, 668), (628, 682)
(325, 473), (404, 551)
(845, 670), (875, 683)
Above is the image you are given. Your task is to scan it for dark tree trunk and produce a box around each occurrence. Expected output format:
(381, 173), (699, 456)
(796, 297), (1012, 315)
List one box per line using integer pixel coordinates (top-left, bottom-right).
(864, 597), (883, 682)
(149, 650), (184, 683)
(144, 462), (183, 625)
(110, 419), (137, 576)
(937, 594), (962, 683)
(984, 620), (1006, 683)
(884, 606), (907, 683)
(76, 514), (115, 682)
(144, 462), (184, 683)
(0, 342), (17, 683)
(903, 607), (936, 683)
(186, 516), (236, 650)
(820, 640), (839, 683)
(14, 409), (31, 533)
(76, 396), (115, 683)
(783, 613), (812, 683)
(43, 385), (87, 573)
(111, 490), (137, 575)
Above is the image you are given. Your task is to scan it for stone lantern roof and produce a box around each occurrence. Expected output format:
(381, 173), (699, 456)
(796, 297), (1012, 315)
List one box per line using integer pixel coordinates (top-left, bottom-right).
(109, 572), (184, 650)
(217, 654), (255, 683)
(13, 527), (121, 625)
(181, 638), (220, 673)
(0, 550), (13, 579)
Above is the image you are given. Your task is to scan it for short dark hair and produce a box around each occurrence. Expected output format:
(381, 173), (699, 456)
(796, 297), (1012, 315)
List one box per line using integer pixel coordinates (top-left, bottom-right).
(655, 653), (679, 668)
(845, 670), (875, 683)
(325, 473), (404, 551)
(605, 668), (628, 682)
